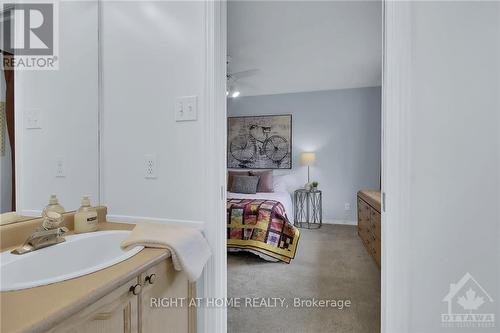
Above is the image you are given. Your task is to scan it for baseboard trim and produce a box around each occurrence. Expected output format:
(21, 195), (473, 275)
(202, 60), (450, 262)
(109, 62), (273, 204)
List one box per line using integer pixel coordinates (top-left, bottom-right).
(323, 219), (357, 226)
(106, 214), (205, 230)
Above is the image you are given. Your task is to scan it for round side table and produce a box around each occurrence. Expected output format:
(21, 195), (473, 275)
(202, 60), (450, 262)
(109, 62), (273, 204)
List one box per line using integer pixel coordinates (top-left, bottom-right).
(294, 189), (322, 229)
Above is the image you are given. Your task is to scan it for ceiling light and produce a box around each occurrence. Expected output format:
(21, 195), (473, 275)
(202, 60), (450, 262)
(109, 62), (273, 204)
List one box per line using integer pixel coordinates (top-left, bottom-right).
(231, 90), (240, 98)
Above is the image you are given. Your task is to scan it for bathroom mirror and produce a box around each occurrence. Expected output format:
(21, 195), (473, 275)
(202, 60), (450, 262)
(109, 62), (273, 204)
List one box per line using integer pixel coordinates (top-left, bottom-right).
(0, 1), (100, 222)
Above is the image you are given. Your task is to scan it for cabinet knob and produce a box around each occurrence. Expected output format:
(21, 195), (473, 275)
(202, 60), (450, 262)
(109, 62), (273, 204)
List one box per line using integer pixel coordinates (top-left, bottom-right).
(145, 273), (156, 285)
(129, 283), (142, 295)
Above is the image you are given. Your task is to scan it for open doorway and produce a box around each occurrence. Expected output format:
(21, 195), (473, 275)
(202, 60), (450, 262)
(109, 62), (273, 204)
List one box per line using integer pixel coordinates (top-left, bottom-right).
(225, 1), (383, 332)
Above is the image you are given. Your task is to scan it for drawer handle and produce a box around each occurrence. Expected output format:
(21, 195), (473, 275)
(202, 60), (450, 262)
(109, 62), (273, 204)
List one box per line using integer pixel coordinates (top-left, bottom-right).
(145, 273), (156, 285)
(129, 283), (142, 295)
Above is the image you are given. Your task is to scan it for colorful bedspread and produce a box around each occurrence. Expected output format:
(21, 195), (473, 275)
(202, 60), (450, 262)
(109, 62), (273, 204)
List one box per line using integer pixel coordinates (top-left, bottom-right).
(227, 199), (300, 263)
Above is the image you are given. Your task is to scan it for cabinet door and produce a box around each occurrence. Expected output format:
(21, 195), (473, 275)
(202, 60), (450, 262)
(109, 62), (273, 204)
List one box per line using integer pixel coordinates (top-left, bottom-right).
(49, 278), (139, 333)
(139, 260), (193, 333)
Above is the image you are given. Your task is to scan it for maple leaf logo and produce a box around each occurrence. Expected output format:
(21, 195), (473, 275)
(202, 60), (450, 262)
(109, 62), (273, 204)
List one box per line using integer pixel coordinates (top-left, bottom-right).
(457, 288), (485, 312)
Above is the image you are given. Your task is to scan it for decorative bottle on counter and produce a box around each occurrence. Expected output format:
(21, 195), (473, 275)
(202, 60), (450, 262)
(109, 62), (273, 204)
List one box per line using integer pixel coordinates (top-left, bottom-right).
(74, 195), (98, 233)
(42, 194), (65, 216)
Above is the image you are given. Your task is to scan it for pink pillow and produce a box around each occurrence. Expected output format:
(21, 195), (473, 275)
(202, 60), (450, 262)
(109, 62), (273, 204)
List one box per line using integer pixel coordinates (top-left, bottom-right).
(250, 170), (274, 192)
(228, 170), (250, 191)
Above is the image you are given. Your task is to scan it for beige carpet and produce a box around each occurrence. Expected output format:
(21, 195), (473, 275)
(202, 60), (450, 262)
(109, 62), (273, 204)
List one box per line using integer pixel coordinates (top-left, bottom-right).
(228, 224), (380, 333)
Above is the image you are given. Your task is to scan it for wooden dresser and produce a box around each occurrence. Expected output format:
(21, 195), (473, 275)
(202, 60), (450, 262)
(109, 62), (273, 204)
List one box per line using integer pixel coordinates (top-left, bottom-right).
(357, 190), (381, 268)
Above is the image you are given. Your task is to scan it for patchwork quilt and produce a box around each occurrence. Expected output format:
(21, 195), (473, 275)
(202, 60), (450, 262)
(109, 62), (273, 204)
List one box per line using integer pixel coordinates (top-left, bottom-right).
(227, 199), (300, 263)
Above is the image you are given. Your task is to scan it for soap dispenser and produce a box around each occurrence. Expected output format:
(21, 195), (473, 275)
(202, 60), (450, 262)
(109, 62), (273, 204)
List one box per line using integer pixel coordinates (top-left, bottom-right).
(42, 194), (65, 216)
(74, 195), (98, 233)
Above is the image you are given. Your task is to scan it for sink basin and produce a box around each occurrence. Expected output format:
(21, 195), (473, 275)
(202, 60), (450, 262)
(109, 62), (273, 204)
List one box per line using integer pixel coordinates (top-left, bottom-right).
(0, 230), (143, 292)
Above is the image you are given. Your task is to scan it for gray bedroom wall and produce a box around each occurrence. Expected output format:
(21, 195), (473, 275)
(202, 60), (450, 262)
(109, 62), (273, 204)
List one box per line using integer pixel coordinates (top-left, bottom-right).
(228, 87), (381, 223)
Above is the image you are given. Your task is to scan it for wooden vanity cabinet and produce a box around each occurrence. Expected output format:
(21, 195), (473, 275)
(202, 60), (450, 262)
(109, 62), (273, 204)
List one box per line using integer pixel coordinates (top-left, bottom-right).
(49, 259), (195, 333)
(48, 276), (139, 333)
(139, 259), (193, 333)
(357, 190), (381, 269)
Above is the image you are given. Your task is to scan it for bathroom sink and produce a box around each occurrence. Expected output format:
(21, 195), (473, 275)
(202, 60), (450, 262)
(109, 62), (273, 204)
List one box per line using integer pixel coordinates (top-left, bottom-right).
(0, 230), (143, 292)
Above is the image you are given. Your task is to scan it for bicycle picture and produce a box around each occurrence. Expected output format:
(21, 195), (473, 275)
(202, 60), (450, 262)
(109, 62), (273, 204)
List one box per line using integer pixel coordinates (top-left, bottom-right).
(228, 115), (292, 169)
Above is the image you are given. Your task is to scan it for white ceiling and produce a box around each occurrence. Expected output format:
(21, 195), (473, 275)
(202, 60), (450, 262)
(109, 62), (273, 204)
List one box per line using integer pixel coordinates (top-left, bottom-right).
(228, 0), (382, 97)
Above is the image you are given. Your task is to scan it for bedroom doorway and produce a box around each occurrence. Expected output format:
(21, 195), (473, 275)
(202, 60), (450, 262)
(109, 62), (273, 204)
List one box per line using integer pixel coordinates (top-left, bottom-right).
(224, 1), (383, 332)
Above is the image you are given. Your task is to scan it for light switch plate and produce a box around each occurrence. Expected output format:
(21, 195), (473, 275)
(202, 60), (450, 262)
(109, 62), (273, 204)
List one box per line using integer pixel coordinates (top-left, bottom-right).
(25, 108), (42, 129)
(174, 99), (184, 122)
(175, 96), (198, 122)
(183, 96), (198, 121)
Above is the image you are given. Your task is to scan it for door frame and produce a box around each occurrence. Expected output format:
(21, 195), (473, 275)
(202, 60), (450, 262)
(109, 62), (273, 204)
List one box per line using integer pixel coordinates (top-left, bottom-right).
(205, 0), (413, 332)
(201, 0), (227, 332)
(381, 1), (412, 332)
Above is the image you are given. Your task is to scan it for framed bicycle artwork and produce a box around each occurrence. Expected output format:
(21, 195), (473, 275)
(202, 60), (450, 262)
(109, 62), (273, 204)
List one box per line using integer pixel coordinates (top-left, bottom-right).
(228, 114), (292, 169)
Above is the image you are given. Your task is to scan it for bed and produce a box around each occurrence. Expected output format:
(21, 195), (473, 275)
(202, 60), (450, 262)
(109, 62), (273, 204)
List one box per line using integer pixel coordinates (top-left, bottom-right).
(227, 190), (300, 263)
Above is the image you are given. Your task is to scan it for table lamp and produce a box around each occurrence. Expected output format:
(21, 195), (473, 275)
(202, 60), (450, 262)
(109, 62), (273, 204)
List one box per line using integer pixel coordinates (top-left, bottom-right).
(300, 152), (316, 186)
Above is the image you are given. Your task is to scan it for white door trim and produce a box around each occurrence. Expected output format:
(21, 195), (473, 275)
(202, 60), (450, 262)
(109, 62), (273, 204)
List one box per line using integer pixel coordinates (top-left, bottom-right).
(14, 71), (23, 214)
(381, 1), (413, 332)
(201, 1), (227, 332)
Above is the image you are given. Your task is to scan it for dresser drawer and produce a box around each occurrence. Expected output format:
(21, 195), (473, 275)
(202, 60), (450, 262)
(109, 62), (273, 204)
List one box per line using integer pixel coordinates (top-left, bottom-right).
(359, 223), (372, 248)
(357, 198), (371, 236)
(358, 198), (371, 221)
(371, 235), (381, 268)
(370, 208), (381, 239)
(358, 212), (371, 238)
(357, 191), (382, 270)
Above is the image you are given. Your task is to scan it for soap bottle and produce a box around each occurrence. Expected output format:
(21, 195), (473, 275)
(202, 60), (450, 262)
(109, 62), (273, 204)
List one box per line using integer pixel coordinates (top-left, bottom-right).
(41, 211), (64, 230)
(74, 195), (98, 233)
(43, 194), (65, 216)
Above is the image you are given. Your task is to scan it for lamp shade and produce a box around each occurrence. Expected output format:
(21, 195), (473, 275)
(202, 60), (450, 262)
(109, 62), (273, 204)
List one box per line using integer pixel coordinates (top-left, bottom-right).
(300, 152), (316, 166)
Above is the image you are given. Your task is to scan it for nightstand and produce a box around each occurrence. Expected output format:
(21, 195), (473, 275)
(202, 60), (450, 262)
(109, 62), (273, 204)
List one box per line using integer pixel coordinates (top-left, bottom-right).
(294, 189), (322, 229)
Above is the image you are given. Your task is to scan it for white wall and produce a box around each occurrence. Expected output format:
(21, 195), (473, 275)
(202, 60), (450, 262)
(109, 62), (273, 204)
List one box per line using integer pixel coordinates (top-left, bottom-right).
(16, 1), (99, 214)
(228, 87), (381, 223)
(384, 1), (500, 332)
(100, 1), (206, 225)
(228, 0), (382, 96)
(101, 4), (215, 329)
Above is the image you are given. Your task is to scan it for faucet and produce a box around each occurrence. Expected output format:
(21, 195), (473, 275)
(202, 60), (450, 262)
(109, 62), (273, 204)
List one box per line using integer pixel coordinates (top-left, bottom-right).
(11, 211), (69, 255)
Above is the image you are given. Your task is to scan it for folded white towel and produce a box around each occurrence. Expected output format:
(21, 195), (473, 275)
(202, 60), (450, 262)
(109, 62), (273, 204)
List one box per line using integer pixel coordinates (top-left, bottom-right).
(121, 223), (211, 282)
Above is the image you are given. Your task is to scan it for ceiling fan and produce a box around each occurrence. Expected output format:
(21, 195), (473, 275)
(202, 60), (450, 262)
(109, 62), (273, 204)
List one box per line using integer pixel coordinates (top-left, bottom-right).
(226, 56), (258, 98)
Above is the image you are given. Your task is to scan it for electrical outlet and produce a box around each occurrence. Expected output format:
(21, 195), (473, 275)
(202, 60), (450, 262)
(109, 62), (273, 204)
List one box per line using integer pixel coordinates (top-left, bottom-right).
(25, 108), (42, 129)
(144, 154), (157, 179)
(55, 158), (65, 177)
(344, 203), (351, 211)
